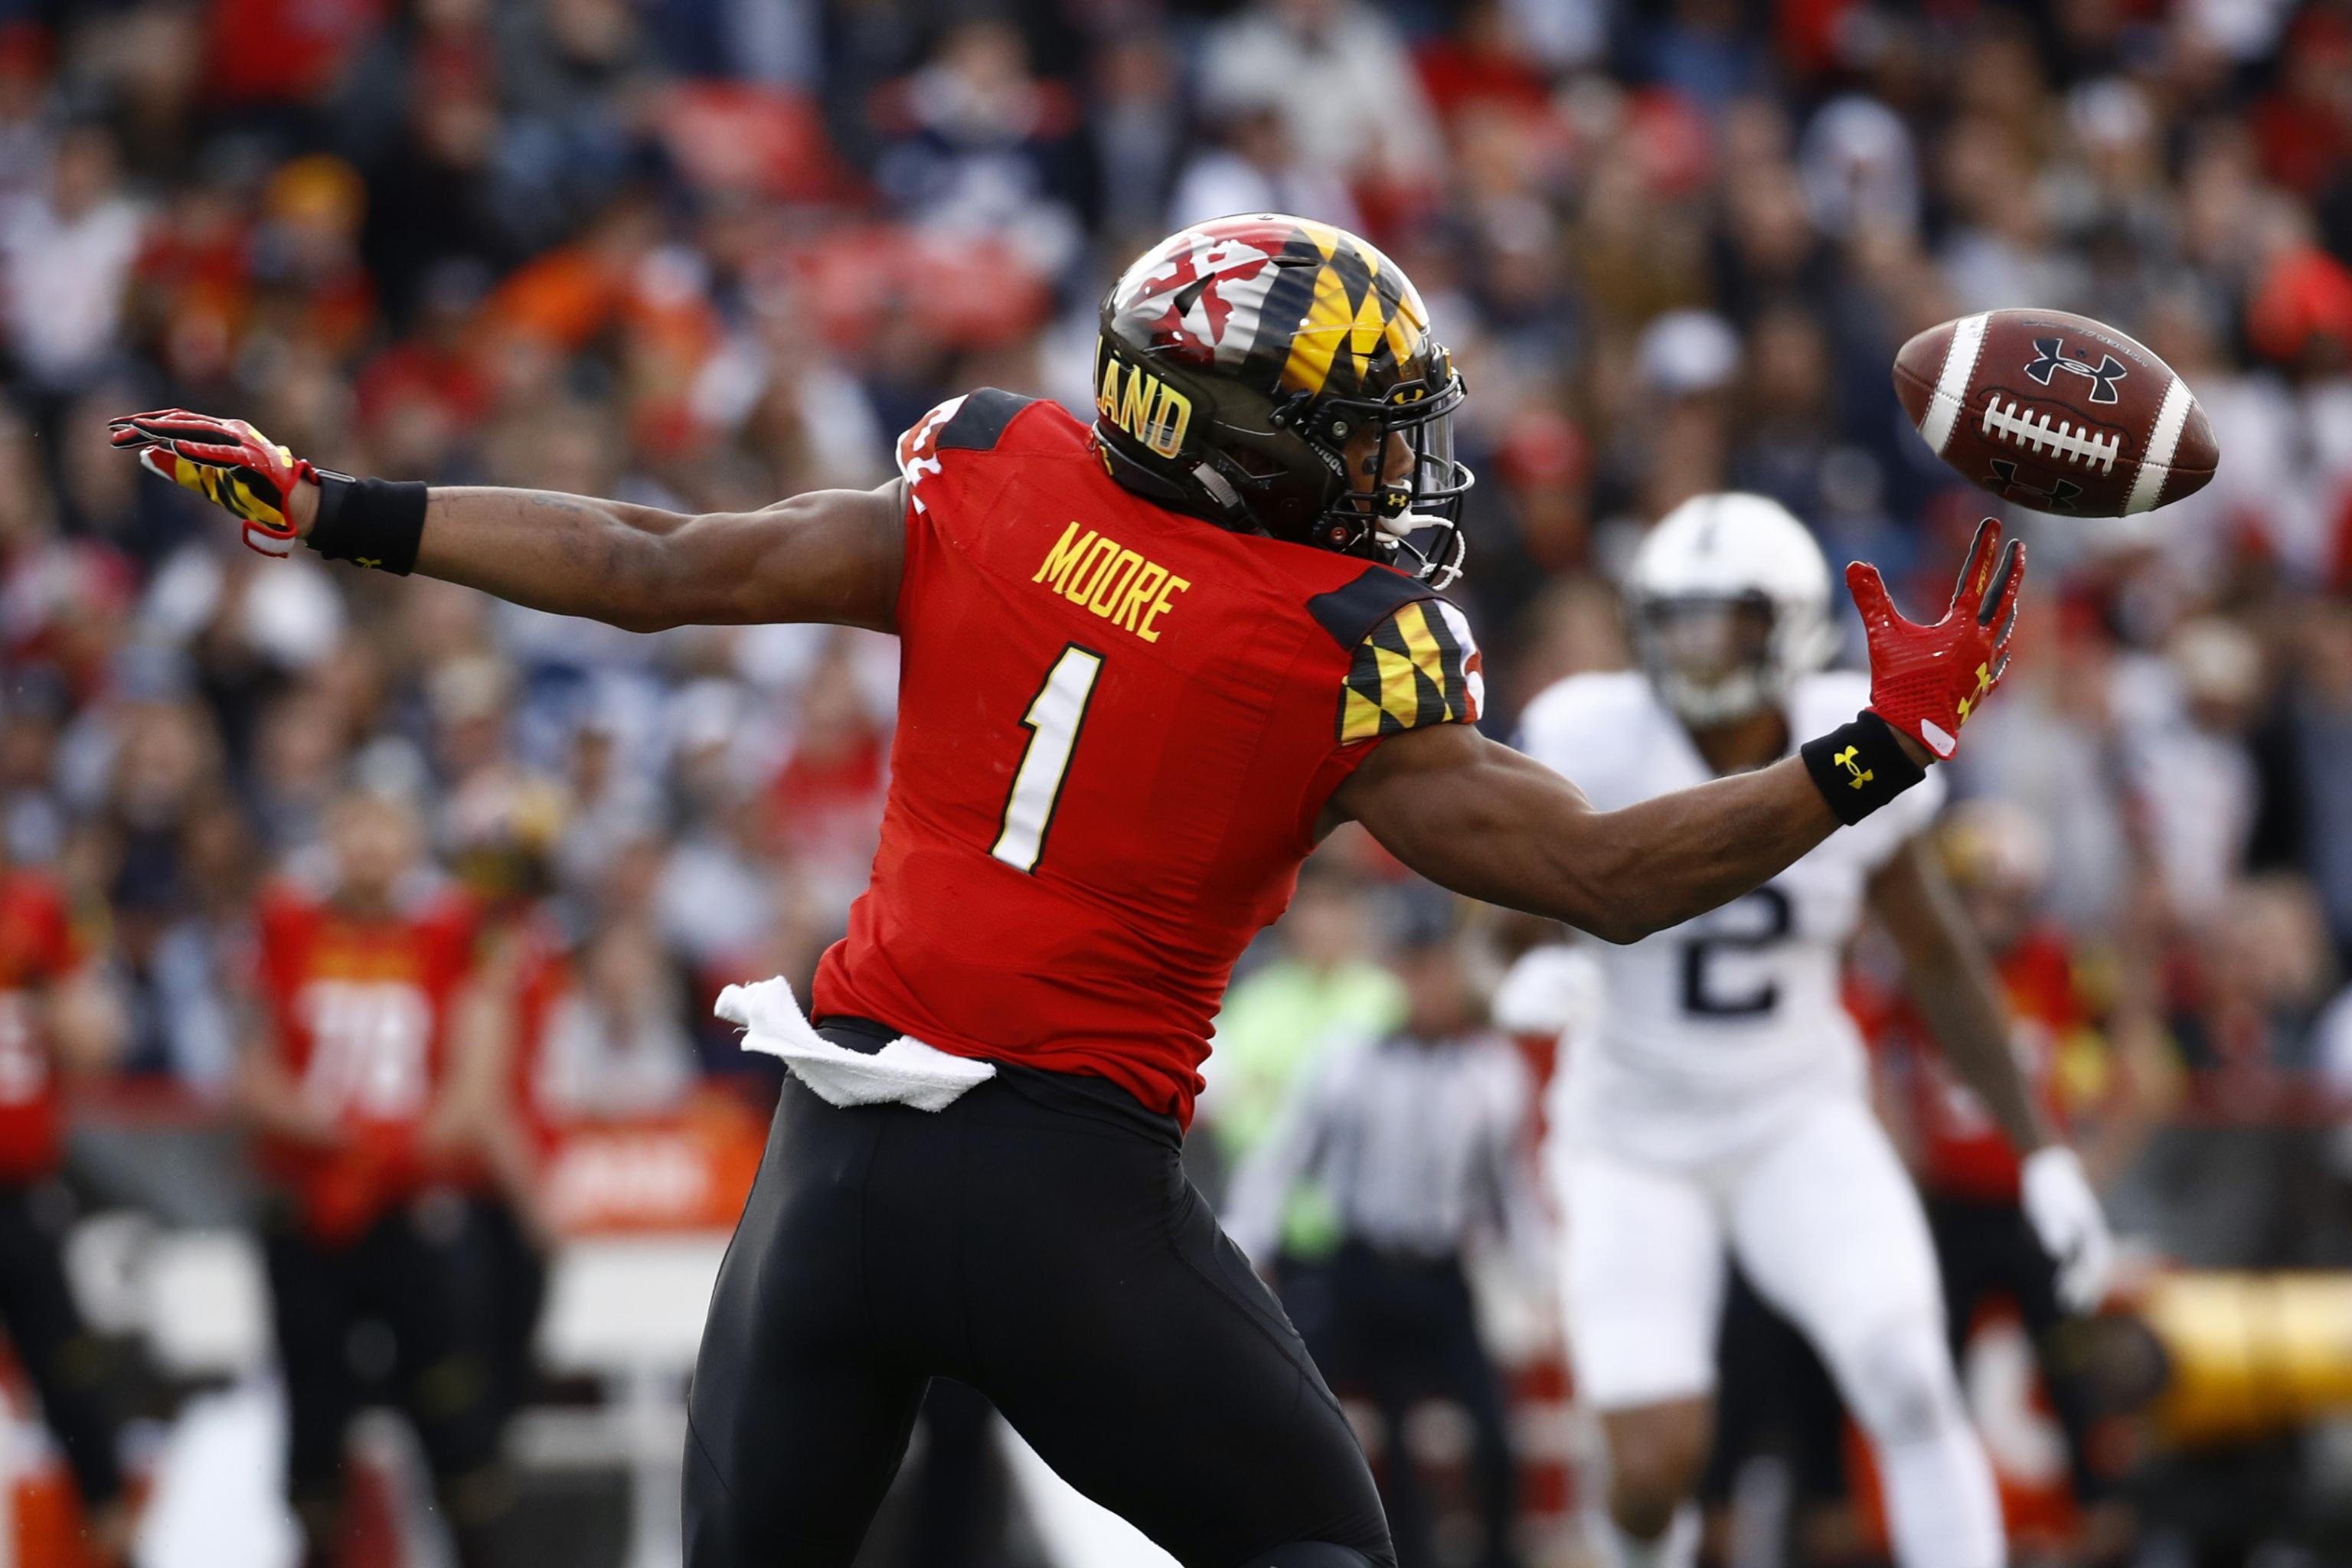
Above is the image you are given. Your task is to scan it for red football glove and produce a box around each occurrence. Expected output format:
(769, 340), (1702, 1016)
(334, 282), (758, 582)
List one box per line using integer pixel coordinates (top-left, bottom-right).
(1847, 518), (2025, 762)
(108, 409), (318, 558)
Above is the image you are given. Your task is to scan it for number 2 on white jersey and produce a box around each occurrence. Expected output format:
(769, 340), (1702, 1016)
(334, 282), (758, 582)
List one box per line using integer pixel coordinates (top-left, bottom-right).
(1680, 886), (1792, 1017)
(991, 644), (1104, 874)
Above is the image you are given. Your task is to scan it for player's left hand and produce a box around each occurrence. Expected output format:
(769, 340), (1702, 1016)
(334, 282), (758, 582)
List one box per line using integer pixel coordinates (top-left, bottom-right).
(108, 408), (318, 558)
(1847, 517), (2025, 762)
(2020, 1145), (2115, 1315)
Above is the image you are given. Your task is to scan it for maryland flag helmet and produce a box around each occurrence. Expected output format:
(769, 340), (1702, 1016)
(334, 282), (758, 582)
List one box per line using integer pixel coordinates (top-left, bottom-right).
(1093, 214), (1474, 587)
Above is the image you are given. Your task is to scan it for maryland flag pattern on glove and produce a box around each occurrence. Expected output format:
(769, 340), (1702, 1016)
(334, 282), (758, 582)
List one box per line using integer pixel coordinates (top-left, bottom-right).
(1848, 517), (2025, 760)
(108, 410), (317, 558)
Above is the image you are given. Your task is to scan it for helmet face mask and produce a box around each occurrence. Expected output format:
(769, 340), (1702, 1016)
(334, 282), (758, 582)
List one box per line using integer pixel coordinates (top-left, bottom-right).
(1635, 593), (1782, 727)
(1093, 216), (1474, 587)
(1623, 492), (1840, 730)
(1299, 375), (1473, 586)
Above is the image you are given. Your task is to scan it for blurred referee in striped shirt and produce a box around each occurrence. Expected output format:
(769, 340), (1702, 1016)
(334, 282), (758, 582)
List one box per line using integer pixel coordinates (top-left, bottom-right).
(1225, 909), (1544, 1568)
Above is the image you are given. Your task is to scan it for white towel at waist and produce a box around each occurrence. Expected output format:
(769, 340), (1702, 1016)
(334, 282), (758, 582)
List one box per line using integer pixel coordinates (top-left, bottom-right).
(714, 976), (995, 1113)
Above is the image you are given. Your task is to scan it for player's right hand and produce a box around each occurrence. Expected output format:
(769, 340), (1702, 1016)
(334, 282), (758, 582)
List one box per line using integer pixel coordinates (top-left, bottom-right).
(109, 409), (318, 558)
(2020, 1145), (2116, 1314)
(1847, 518), (2025, 762)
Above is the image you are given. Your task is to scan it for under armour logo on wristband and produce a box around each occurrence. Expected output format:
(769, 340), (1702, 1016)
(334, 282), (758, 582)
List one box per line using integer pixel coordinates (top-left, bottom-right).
(1804, 714), (1926, 825)
(355, 557), (381, 569)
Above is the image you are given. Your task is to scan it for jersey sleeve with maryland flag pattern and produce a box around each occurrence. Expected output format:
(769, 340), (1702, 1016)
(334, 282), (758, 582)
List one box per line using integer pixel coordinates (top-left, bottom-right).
(0, 871), (81, 1184)
(251, 884), (481, 1242)
(813, 391), (1478, 1125)
(1338, 595), (1482, 744)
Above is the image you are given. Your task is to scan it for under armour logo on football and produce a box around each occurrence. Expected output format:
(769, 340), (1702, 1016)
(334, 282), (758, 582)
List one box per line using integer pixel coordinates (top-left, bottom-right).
(2022, 337), (2127, 404)
(1832, 745), (1873, 789)
(1986, 459), (2084, 513)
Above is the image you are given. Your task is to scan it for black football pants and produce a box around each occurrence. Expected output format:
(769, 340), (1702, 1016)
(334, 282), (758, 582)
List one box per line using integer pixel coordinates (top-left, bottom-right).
(684, 1018), (1395, 1568)
(0, 1181), (124, 1511)
(265, 1193), (524, 1565)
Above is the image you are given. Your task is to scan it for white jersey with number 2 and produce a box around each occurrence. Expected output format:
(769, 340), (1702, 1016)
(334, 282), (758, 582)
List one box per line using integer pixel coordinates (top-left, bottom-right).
(1515, 669), (1945, 1166)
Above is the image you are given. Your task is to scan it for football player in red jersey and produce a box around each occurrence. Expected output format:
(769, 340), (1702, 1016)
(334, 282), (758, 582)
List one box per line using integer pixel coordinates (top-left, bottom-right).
(0, 851), (134, 1563)
(240, 791), (520, 1568)
(118, 214), (2026, 1568)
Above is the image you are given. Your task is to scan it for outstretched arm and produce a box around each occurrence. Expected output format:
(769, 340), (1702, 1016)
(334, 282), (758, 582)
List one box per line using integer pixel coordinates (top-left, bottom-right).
(108, 410), (905, 633)
(1334, 517), (2027, 945)
(1332, 727), (1840, 943)
(407, 482), (905, 633)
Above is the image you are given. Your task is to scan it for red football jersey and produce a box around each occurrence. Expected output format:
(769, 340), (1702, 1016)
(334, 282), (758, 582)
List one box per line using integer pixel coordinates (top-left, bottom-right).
(812, 392), (1481, 1125)
(505, 913), (573, 1155)
(251, 884), (481, 1242)
(1854, 928), (2087, 1202)
(0, 871), (80, 1184)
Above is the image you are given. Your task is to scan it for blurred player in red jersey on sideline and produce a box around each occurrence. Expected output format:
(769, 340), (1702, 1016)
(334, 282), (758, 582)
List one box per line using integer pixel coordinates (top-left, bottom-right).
(116, 214), (2027, 1568)
(441, 776), (580, 1459)
(240, 790), (523, 1568)
(1853, 800), (2175, 1554)
(0, 848), (134, 1564)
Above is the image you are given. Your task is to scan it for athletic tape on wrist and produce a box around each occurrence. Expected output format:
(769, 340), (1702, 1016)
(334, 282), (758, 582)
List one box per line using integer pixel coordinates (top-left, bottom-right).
(1800, 710), (1926, 825)
(305, 472), (427, 576)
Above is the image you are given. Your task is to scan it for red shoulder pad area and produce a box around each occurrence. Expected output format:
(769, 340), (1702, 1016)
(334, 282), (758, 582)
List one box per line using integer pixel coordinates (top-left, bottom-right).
(895, 388), (1065, 510)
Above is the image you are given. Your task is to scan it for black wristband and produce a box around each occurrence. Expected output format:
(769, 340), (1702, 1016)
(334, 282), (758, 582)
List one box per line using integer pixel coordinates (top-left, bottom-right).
(305, 472), (427, 576)
(1800, 710), (1927, 826)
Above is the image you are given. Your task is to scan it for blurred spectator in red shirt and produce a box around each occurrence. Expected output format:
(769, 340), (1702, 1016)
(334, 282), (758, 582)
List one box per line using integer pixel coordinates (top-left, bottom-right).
(2249, 11), (2352, 201)
(0, 25), (54, 215)
(1414, 0), (1550, 125)
(202, 0), (388, 110)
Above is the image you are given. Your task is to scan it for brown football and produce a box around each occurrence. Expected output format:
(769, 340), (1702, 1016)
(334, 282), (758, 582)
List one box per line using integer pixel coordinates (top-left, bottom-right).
(1893, 308), (2217, 518)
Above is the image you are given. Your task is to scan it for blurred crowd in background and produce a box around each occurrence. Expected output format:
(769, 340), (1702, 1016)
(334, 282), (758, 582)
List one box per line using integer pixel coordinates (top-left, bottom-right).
(5, 0), (2352, 1563)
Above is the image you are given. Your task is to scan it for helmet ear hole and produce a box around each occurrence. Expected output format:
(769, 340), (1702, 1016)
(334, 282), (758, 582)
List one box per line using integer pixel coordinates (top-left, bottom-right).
(1225, 445), (1286, 480)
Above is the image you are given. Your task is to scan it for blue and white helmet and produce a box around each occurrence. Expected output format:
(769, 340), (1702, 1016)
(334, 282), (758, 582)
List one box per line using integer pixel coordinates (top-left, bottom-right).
(1625, 493), (1839, 727)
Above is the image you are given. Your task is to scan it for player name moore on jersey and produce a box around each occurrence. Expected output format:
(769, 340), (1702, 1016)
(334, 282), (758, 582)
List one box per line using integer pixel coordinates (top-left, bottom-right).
(1031, 520), (1192, 644)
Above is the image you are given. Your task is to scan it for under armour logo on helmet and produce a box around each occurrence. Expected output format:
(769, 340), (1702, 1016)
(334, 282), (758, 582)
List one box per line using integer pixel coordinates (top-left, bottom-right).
(2021, 338), (2127, 404)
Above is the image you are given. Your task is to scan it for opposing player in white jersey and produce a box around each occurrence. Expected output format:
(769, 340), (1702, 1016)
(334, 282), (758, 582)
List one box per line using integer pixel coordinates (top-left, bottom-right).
(1514, 496), (2116, 1568)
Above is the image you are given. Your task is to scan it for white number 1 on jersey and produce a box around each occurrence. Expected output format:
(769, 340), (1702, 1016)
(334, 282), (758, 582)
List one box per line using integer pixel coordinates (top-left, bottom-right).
(991, 644), (1104, 873)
